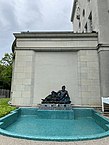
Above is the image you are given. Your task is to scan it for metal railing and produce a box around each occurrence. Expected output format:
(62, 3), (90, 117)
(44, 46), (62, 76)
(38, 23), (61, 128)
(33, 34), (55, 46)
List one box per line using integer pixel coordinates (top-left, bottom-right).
(0, 89), (10, 98)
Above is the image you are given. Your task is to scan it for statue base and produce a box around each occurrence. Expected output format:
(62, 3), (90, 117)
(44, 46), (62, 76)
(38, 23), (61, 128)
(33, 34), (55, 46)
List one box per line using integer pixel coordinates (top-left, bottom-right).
(38, 103), (73, 110)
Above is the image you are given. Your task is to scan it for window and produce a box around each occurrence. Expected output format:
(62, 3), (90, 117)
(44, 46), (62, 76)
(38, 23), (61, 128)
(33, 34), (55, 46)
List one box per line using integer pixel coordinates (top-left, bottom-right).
(88, 12), (93, 32)
(84, 23), (87, 32)
(79, 22), (81, 28)
(78, 21), (81, 32)
(76, 7), (80, 20)
(83, 9), (85, 17)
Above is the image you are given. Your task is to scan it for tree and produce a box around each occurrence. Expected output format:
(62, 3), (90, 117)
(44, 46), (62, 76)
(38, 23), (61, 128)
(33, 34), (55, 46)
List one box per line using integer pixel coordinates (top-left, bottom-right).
(0, 53), (13, 90)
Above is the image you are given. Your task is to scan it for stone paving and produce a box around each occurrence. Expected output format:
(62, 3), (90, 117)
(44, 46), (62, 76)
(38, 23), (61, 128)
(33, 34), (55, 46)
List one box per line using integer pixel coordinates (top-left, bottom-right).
(0, 135), (109, 145)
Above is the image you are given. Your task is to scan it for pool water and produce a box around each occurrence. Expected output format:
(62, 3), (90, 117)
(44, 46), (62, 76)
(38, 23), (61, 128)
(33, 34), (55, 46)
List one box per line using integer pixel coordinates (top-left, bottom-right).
(0, 108), (109, 141)
(6, 116), (105, 137)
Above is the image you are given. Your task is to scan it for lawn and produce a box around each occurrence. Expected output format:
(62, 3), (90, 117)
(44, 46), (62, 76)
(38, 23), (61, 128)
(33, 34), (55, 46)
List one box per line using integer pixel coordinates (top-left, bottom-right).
(0, 98), (16, 118)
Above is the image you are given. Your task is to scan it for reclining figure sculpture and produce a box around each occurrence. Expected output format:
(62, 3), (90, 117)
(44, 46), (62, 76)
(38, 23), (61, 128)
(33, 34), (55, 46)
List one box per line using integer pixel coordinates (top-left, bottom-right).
(41, 86), (71, 104)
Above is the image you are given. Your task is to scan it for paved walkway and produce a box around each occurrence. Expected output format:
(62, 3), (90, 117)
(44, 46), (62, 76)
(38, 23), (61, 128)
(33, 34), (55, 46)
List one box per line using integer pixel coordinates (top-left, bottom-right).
(0, 135), (109, 145)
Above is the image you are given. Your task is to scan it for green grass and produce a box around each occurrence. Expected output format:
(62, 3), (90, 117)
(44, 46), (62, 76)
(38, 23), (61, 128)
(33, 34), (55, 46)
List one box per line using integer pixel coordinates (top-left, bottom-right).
(0, 98), (16, 118)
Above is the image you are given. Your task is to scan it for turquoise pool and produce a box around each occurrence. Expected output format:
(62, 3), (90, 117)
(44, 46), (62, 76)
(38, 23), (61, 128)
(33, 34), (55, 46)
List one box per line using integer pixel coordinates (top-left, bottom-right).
(0, 108), (109, 141)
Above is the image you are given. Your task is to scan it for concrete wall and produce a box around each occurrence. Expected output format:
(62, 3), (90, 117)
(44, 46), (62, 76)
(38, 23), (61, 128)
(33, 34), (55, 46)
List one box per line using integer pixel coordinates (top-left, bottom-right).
(33, 51), (78, 105)
(98, 46), (109, 97)
(97, 0), (109, 43)
(11, 50), (35, 106)
(78, 50), (100, 105)
(11, 32), (100, 106)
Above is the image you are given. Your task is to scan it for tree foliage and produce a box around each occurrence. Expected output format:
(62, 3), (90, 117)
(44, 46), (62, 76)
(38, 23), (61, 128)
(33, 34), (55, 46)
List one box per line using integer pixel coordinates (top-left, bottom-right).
(0, 53), (13, 90)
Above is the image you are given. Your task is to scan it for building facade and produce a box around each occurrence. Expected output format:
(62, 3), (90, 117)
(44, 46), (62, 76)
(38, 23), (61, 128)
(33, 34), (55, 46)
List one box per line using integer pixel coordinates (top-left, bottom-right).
(11, 1), (109, 107)
(71, 0), (109, 44)
(11, 32), (101, 106)
(71, 0), (109, 100)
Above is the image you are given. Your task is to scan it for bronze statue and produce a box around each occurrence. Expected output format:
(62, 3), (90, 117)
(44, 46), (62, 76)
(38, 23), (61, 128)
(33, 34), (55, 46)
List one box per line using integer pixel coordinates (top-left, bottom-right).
(41, 86), (71, 104)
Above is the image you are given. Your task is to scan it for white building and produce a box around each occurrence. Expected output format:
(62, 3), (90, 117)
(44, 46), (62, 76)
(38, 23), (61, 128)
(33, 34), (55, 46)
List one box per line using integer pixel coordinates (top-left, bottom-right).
(11, 1), (109, 107)
(71, 0), (109, 44)
(71, 0), (109, 102)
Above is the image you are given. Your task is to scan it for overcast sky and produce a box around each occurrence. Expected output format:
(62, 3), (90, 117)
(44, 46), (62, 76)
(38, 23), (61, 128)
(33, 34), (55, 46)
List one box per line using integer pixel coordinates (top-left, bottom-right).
(0, 0), (73, 59)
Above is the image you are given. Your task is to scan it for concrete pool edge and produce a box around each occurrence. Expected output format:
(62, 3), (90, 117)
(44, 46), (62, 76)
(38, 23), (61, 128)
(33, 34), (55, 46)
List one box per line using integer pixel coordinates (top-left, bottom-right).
(0, 108), (109, 141)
